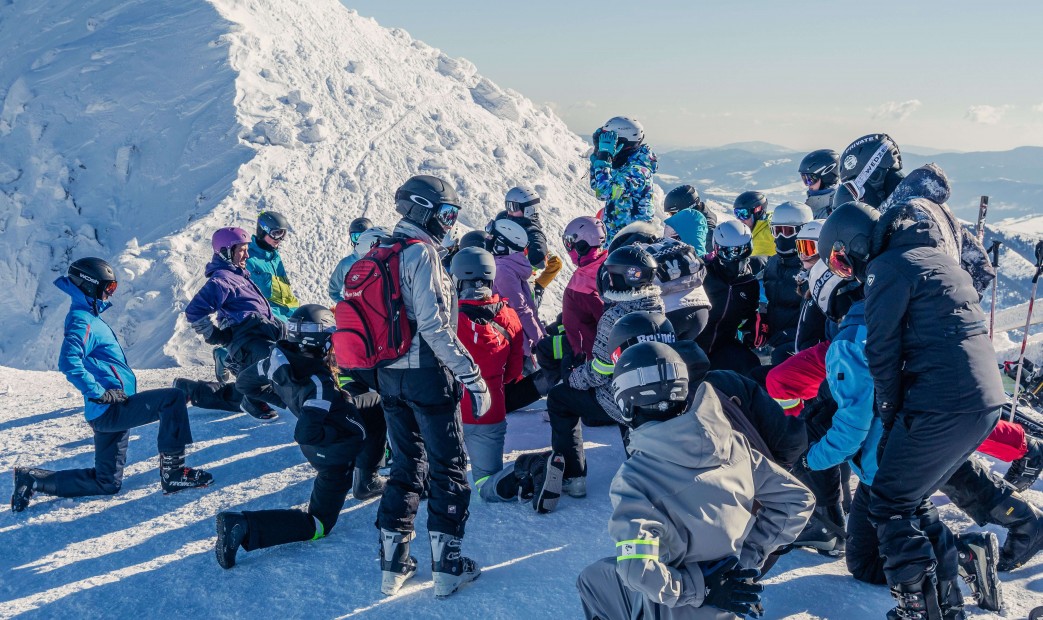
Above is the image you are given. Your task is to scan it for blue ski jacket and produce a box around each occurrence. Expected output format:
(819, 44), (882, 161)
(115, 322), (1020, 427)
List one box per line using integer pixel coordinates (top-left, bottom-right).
(55, 276), (137, 421)
(246, 236), (299, 322)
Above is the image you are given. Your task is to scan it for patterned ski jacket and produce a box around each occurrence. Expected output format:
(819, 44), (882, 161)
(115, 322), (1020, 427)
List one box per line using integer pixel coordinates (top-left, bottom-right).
(590, 144), (658, 244)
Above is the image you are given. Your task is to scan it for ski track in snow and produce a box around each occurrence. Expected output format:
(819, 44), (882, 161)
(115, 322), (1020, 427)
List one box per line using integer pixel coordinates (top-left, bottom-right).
(1, 366), (1041, 619)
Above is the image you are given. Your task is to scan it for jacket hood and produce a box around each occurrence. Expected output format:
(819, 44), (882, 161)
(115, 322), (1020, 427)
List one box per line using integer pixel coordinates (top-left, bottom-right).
(627, 384), (737, 468)
(205, 253), (250, 278)
(54, 276), (111, 314)
(874, 197), (962, 263)
(459, 296), (505, 323)
(602, 285), (662, 304)
(878, 164), (951, 214)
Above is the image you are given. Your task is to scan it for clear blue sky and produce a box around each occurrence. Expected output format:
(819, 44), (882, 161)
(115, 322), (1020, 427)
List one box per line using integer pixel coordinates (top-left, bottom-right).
(342, 1), (1043, 153)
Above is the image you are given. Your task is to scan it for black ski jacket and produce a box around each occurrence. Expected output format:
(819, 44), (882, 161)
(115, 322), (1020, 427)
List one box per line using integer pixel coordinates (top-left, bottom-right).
(761, 252), (804, 348)
(696, 260), (759, 356)
(864, 218), (1006, 422)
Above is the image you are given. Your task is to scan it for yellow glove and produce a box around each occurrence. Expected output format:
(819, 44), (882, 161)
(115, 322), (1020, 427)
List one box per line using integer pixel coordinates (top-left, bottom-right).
(535, 254), (563, 289)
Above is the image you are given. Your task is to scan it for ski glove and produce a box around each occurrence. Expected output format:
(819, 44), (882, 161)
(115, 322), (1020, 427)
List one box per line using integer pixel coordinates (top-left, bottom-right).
(191, 317), (232, 346)
(534, 254), (563, 289)
(90, 389), (128, 405)
(596, 129), (620, 160)
(788, 451), (812, 482)
(701, 556), (763, 617)
(459, 371), (492, 418)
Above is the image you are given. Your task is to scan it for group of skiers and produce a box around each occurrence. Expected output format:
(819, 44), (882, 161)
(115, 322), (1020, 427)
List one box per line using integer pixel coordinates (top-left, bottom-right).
(10, 115), (1043, 619)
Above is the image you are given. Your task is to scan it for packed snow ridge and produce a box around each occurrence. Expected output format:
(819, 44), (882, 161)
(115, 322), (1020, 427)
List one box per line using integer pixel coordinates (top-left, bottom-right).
(0, 0), (600, 370)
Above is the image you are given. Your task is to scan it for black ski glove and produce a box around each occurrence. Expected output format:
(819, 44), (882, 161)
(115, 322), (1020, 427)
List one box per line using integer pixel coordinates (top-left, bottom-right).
(90, 389), (128, 405)
(788, 451), (813, 483)
(701, 556), (763, 616)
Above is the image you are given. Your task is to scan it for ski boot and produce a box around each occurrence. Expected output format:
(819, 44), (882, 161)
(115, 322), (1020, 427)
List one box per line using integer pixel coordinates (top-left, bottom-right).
(352, 468), (387, 501)
(215, 511), (248, 569)
(886, 563), (942, 620)
(792, 503), (846, 557)
(530, 452), (565, 514)
(11, 468), (52, 513)
(429, 531), (480, 598)
(990, 495), (1043, 571)
(954, 531), (1003, 612)
(562, 476), (586, 498)
(240, 397), (278, 421)
(380, 529), (417, 596)
(213, 346), (232, 384)
(936, 576), (966, 620)
(1004, 435), (1043, 492)
(159, 452), (213, 494)
(172, 378), (196, 406)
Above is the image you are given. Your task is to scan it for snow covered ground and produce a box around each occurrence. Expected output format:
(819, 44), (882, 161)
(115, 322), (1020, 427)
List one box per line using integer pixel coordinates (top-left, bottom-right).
(1, 365), (1041, 619)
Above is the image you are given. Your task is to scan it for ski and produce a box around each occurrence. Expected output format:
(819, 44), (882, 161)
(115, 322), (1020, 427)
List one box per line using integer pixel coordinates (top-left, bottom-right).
(988, 240), (1001, 340)
(1008, 240), (1043, 421)
(975, 195), (989, 241)
(1006, 394), (1043, 439)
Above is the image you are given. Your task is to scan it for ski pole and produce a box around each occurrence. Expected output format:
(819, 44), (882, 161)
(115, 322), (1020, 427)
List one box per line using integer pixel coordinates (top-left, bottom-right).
(987, 240), (1001, 340)
(1009, 240), (1043, 421)
(975, 196), (989, 242)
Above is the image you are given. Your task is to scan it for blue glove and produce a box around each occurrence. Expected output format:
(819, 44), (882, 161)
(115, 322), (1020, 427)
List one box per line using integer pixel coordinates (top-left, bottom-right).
(597, 129), (620, 158)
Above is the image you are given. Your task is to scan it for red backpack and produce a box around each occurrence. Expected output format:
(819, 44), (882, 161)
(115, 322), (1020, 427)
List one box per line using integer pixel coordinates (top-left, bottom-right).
(333, 238), (420, 370)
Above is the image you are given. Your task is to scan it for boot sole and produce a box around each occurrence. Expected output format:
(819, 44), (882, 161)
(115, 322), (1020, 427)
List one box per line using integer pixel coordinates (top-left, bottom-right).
(534, 453), (565, 514)
(163, 480), (214, 495)
(970, 531), (1004, 612)
(381, 567), (417, 596)
(214, 513), (244, 569)
(433, 567), (480, 599)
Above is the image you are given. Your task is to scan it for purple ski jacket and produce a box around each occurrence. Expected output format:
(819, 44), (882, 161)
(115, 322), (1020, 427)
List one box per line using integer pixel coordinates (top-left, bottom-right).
(493, 252), (546, 355)
(185, 254), (273, 327)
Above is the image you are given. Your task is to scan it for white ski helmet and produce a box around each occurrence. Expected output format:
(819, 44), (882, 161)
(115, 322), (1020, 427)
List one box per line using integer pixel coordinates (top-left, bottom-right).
(712, 220), (753, 262)
(505, 186), (541, 218)
(490, 218), (529, 256)
(771, 201), (814, 227)
(796, 219), (825, 260)
(602, 116), (645, 146)
(353, 227), (389, 257)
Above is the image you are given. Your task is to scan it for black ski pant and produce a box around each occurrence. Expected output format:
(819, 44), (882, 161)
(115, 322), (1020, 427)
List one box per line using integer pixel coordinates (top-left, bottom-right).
(34, 389), (192, 497)
(665, 306), (710, 342)
(707, 339), (762, 376)
(240, 441), (361, 550)
(504, 375), (543, 414)
(869, 407), (999, 586)
(546, 382), (626, 479)
(376, 365), (470, 538)
(190, 334), (279, 412)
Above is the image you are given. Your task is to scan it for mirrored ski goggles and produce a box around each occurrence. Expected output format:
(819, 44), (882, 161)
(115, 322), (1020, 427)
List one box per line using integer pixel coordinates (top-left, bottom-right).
(506, 197), (540, 214)
(827, 241), (855, 280)
(801, 173), (821, 187)
(350, 232), (363, 245)
(771, 224), (800, 239)
(733, 208), (753, 221)
(434, 203), (461, 229)
(716, 243), (751, 262)
(266, 228), (287, 240)
(796, 238), (819, 260)
(103, 280), (118, 296)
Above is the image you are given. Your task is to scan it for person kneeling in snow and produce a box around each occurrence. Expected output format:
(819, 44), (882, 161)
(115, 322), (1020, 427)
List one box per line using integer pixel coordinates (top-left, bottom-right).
(12, 258), (212, 513)
(576, 342), (814, 619)
(215, 305), (385, 568)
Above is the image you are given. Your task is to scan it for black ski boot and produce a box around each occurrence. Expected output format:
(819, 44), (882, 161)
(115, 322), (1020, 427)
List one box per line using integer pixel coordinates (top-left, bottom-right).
(159, 452), (213, 494)
(530, 452), (565, 514)
(172, 378), (195, 405)
(352, 468), (387, 501)
(989, 495), (1043, 571)
(240, 397), (278, 421)
(886, 564), (942, 620)
(215, 511), (248, 569)
(10, 468), (52, 513)
(429, 531), (480, 598)
(1004, 435), (1043, 492)
(954, 531), (1003, 612)
(792, 502), (846, 557)
(936, 577), (966, 620)
(380, 529), (417, 596)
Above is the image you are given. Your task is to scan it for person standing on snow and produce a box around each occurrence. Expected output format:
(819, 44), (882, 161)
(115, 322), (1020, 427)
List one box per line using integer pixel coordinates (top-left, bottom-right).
(328, 217), (387, 303)
(246, 211), (300, 322)
(576, 341), (814, 620)
(374, 175), (491, 599)
(696, 221), (761, 374)
(733, 191), (775, 258)
(589, 116), (657, 244)
(799, 149), (840, 218)
(12, 258), (212, 512)
(758, 201), (815, 363)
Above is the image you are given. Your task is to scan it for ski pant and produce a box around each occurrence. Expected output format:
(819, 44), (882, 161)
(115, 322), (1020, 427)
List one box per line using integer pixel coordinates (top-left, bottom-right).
(191, 334), (279, 412)
(665, 306), (710, 342)
(546, 383), (626, 479)
(765, 341), (829, 417)
(534, 332), (577, 388)
(376, 365), (470, 538)
(504, 375), (543, 414)
(577, 557), (713, 620)
(240, 441), (362, 550)
(463, 420), (507, 484)
(800, 394), (844, 508)
(34, 389), (192, 497)
(707, 338), (762, 376)
(869, 406), (1000, 586)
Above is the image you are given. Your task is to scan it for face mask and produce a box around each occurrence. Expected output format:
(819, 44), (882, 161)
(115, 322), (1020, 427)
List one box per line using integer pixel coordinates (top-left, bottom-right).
(775, 236), (797, 255)
(568, 249), (582, 266)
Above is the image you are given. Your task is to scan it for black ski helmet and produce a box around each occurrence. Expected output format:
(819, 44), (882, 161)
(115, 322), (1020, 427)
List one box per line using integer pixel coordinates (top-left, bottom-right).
(449, 247), (497, 298)
(394, 175), (461, 243)
(611, 341), (689, 427)
(608, 312), (676, 362)
(257, 211), (290, 241)
(606, 220), (661, 254)
(603, 245), (657, 293)
(818, 201), (880, 282)
(459, 230), (490, 251)
(664, 185), (703, 215)
(799, 149), (841, 188)
(838, 134), (902, 206)
(733, 191), (768, 221)
(286, 304), (336, 354)
(68, 257), (118, 300)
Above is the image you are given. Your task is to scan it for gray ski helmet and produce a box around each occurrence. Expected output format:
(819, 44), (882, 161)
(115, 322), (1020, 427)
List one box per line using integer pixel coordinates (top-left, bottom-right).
(68, 257), (118, 299)
(562, 216), (607, 256)
(602, 116), (644, 147)
(460, 230), (490, 251)
(799, 149), (841, 188)
(349, 217), (373, 244)
(505, 186), (540, 218)
(664, 185), (702, 214)
(607, 220), (661, 254)
(818, 201), (880, 281)
(287, 304), (336, 354)
(712, 220), (753, 262)
(771, 201), (814, 227)
(450, 247), (497, 293)
(603, 245), (657, 292)
(489, 218), (528, 256)
(608, 311), (676, 362)
(257, 211), (290, 240)
(394, 175), (461, 242)
(838, 134), (901, 201)
(733, 191), (768, 221)
(612, 341), (689, 427)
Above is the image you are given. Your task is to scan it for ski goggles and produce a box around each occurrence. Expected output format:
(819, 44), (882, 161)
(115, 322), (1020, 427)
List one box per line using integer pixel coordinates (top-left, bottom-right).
(434, 203), (461, 230)
(827, 241), (856, 280)
(350, 232), (363, 245)
(796, 238), (819, 260)
(733, 207), (754, 221)
(716, 243), (752, 262)
(102, 280), (118, 297)
(266, 228), (287, 241)
(801, 173), (821, 187)
(770, 224), (800, 239)
(506, 197), (540, 215)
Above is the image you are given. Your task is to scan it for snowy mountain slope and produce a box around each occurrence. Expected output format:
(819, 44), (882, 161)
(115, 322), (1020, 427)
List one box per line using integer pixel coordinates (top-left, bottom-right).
(1, 365), (1039, 619)
(0, 0), (599, 371)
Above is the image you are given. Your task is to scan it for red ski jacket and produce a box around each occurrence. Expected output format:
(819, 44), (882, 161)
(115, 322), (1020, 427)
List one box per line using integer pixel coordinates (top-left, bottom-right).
(457, 295), (525, 425)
